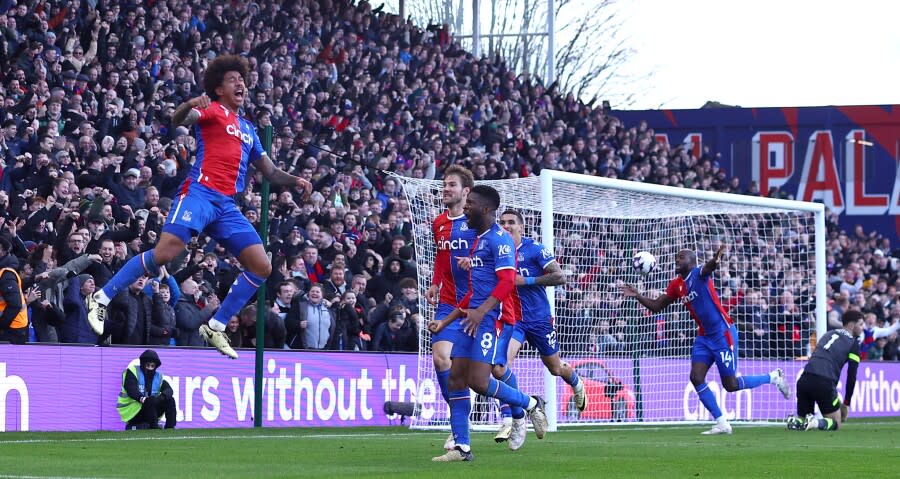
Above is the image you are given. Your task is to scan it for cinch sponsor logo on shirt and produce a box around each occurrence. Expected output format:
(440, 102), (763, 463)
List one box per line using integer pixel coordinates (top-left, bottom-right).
(680, 290), (698, 304)
(470, 256), (485, 268)
(225, 123), (253, 145)
(438, 238), (469, 250)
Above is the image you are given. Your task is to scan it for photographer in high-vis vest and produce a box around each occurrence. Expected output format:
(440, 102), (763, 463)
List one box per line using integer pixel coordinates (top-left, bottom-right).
(0, 237), (27, 344)
(117, 349), (177, 430)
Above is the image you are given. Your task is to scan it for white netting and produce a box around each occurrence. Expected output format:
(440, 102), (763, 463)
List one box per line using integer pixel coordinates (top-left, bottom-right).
(398, 172), (819, 427)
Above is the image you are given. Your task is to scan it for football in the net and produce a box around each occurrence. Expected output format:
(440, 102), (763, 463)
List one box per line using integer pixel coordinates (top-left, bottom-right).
(632, 251), (657, 276)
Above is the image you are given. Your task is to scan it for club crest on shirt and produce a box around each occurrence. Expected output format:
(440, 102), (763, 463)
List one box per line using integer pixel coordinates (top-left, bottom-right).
(182, 210), (192, 222)
(459, 223), (468, 231)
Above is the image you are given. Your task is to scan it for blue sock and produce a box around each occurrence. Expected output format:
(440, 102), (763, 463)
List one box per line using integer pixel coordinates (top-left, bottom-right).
(100, 250), (160, 301)
(486, 376), (531, 410)
(498, 369), (525, 419)
(565, 370), (581, 388)
(436, 369), (451, 404)
(448, 389), (471, 447)
(737, 374), (770, 390)
(695, 382), (722, 419)
(211, 271), (267, 329)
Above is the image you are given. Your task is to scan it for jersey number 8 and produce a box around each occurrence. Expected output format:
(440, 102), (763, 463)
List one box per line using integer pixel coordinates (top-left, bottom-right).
(481, 332), (494, 350)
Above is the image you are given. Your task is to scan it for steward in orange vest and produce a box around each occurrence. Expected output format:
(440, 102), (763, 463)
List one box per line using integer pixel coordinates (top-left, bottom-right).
(0, 237), (27, 344)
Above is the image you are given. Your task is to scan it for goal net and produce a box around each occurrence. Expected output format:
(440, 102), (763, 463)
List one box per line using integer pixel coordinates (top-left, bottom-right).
(396, 170), (825, 429)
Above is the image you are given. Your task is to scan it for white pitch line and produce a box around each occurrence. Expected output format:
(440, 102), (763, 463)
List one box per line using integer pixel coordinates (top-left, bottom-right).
(1, 420), (898, 445)
(0, 431), (421, 445)
(559, 420), (900, 433)
(546, 439), (900, 450)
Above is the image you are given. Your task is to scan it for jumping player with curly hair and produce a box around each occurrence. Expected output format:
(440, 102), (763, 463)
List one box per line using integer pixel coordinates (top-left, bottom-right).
(87, 55), (312, 358)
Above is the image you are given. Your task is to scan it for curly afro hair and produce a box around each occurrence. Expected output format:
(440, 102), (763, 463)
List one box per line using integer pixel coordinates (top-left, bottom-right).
(202, 54), (249, 101)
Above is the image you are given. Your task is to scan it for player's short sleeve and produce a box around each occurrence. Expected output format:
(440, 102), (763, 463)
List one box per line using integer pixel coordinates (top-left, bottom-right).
(431, 215), (443, 239)
(665, 277), (685, 299)
(193, 106), (214, 125)
(249, 126), (265, 163)
(493, 232), (516, 271)
(536, 244), (556, 269)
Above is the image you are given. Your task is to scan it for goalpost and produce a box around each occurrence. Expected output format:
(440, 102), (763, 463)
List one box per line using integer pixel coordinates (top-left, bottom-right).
(397, 169), (826, 431)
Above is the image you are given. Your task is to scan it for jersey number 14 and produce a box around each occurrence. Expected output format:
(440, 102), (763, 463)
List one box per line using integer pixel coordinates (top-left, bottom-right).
(719, 350), (734, 367)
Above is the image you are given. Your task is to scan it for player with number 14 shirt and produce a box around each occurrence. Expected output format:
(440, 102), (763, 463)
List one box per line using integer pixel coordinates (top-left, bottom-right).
(620, 246), (791, 435)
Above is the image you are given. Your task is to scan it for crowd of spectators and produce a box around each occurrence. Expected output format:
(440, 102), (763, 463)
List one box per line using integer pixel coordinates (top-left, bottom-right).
(0, 0), (894, 360)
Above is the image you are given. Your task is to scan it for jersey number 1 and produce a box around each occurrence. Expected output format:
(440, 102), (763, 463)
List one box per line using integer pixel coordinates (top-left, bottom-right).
(822, 334), (839, 350)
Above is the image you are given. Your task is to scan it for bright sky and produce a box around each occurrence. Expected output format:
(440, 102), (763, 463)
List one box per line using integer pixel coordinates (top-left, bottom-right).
(617, 0), (900, 109)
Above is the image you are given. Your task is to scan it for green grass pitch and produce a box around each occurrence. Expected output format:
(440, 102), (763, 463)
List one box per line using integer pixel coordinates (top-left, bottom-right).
(2, 419), (899, 478)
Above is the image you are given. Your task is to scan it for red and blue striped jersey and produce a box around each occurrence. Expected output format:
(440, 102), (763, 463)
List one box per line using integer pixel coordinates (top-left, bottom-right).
(432, 211), (476, 306)
(467, 223), (520, 325)
(666, 266), (733, 339)
(181, 101), (265, 196)
(860, 328), (876, 360)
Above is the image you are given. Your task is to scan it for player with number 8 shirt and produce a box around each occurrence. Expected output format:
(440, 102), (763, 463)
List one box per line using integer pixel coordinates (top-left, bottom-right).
(428, 185), (548, 462)
(619, 246), (791, 435)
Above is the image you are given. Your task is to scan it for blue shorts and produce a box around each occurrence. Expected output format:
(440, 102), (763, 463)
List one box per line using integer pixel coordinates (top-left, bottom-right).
(163, 184), (261, 256)
(691, 324), (739, 378)
(469, 316), (514, 366)
(433, 303), (472, 358)
(511, 318), (560, 357)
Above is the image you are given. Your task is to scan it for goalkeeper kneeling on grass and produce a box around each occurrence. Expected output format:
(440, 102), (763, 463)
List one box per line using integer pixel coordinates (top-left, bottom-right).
(117, 349), (177, 430)
(787, 310), (863, 432)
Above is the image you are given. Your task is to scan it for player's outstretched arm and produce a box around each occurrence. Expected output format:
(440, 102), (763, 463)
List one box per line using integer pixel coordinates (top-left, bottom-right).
(256, 154), (312, 199)
(172, 94), (210, 127)
(872, 319), (900, 340)
(701, 244), (726, 277)
(619, 283), (673, 313)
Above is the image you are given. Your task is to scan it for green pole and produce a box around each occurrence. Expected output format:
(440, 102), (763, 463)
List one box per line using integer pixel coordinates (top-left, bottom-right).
(254, 125), (273, 428)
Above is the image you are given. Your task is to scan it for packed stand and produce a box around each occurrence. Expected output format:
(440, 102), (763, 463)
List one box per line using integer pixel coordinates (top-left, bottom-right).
(0, 0), (893, 359)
